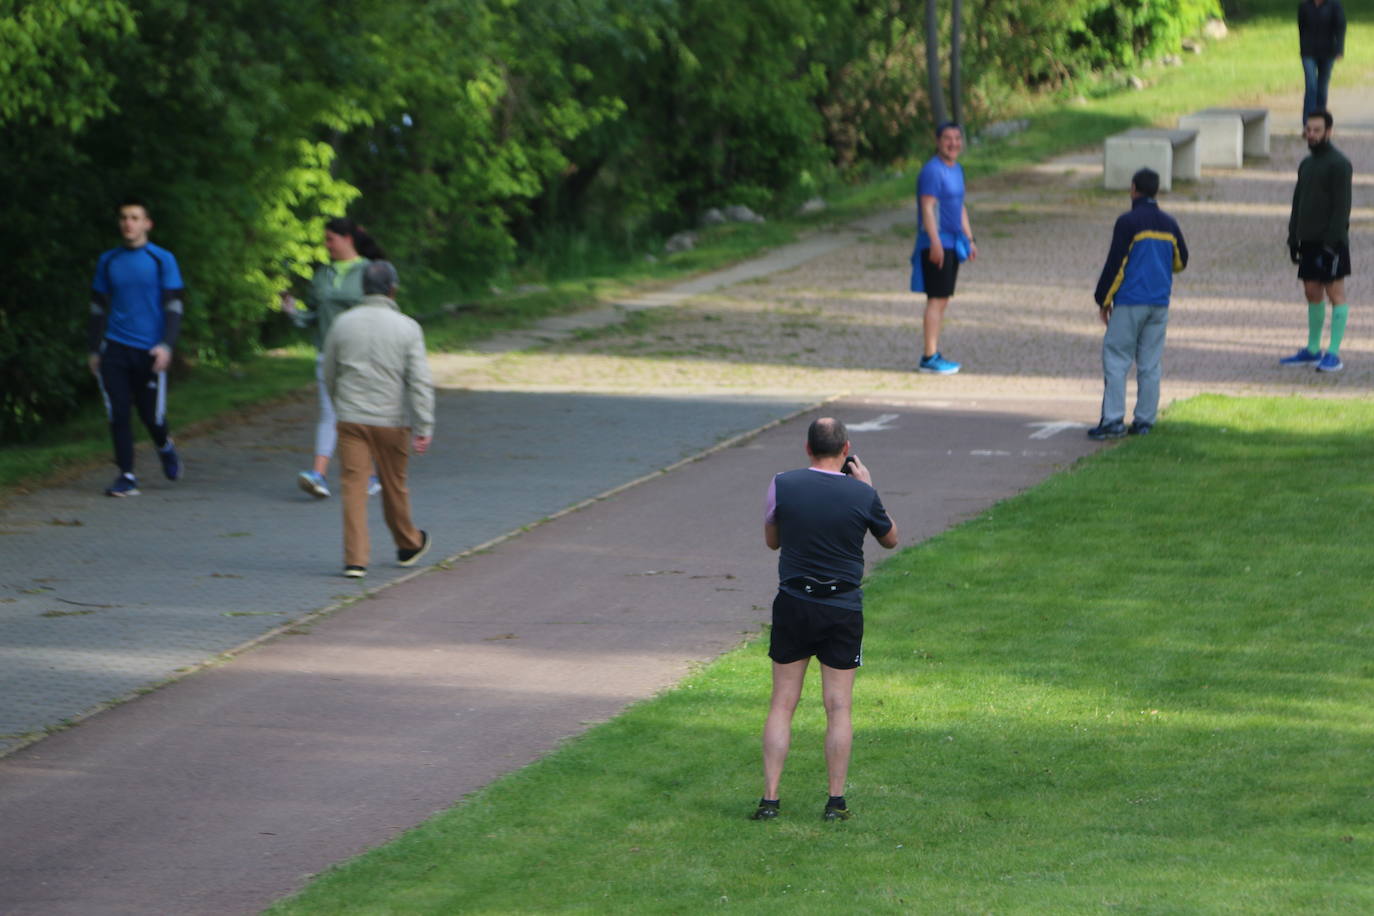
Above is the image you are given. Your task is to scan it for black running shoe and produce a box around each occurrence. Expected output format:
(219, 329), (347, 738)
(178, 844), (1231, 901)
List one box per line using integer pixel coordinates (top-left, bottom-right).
(823, 805), (851, 821)
(750, 803), (780, 821)
(398, 530), (431, 567)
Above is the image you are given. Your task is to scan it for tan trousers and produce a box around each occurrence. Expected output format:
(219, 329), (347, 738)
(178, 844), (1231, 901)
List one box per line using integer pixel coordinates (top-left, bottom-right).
(336, 421), (423, 568)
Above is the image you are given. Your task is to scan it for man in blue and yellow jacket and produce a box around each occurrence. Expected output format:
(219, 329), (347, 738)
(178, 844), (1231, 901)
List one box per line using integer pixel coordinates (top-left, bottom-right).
(1089, 168), (1189, 440)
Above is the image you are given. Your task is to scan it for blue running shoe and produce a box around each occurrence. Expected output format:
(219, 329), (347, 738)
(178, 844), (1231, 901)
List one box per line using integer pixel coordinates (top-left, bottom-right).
(158, 441), (181, 481)
(368, 475), (382, 497)
(297, 470), (331, 499)
(918, 353), (961, 375)
(1279, 348), (1322, 366)
(1316, 352), (1344, 373)
(105, 474), (140, 497)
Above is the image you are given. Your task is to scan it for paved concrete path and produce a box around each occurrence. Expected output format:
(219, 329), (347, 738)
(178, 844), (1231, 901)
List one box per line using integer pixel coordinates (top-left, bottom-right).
(1, 83), (1371, 913)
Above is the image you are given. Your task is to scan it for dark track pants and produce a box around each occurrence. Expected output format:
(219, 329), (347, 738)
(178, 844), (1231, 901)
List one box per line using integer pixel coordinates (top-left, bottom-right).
(97, 339), (170, 474)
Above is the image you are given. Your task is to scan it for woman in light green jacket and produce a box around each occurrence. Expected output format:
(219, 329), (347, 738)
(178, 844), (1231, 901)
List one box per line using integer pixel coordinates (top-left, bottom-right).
(281, 218), (387, 498)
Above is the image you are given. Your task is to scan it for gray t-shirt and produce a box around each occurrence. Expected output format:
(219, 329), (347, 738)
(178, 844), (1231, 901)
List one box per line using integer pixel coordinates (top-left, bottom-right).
(765, 467), (893, 611)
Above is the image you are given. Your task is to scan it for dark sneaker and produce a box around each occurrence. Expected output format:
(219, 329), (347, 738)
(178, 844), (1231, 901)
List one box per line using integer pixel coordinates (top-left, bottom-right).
(750, 803), (780, 821)
(1087, 420), (1127, 440)
(1127, 421), (1153, 436)
(1279, 347), (1322, 366)
(823, 805), (852, 821)
(1316, 352), (1344, 373)
(105, 474), (140, 497)
(343, 565), (367, 578)
(158, 441), (181, 481)
(397, 530), (431, 567)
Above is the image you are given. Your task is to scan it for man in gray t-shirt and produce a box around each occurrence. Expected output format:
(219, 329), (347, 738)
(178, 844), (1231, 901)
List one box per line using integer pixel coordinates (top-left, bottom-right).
(752, 417), (899, 823)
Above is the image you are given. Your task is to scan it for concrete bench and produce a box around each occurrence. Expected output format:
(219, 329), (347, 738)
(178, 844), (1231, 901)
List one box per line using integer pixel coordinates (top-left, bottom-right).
(1182, 107), (1270, 162)
(1103, 128), (1200, 191)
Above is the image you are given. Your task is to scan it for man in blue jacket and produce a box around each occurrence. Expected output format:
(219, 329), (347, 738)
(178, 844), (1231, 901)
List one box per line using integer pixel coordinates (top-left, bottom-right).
(1089, 169), (1189, 440)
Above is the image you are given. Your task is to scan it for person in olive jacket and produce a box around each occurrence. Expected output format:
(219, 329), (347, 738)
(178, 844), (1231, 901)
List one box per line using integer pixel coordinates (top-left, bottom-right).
(1299, 0), (1345, 121)
(281, 218), (386, 498)
(1281, 109), (1353, 373)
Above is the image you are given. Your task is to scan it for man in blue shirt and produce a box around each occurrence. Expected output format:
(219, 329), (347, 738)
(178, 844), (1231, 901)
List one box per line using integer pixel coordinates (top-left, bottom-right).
(751, 417), (899, 822)
(912, 122), (978, 374)
(88, 199), (186, 496)
(1089, 169), (1188, 440)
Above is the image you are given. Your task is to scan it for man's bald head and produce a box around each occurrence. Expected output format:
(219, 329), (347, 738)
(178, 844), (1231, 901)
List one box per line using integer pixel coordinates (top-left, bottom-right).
(807, 417), (848, 458)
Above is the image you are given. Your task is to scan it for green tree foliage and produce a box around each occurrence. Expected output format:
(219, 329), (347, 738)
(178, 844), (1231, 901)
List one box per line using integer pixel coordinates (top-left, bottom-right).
(0, 0), (1222, 442)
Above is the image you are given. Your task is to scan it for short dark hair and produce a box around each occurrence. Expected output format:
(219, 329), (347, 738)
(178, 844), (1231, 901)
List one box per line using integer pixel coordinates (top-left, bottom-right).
(935, 121), (962, 140)
(1307, 109), (1333, 129)
(807, 417), (848, 458)
(362, 260), (399, 295)
(1131, 168), (1160, 198)
(118, 197), (150, 217)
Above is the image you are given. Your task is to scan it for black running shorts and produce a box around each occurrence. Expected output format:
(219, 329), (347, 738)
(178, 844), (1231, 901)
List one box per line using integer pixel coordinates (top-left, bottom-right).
(920, 247), (960, 299)
(769, 590), (863, 670)
(1297, 242), (1352, 283)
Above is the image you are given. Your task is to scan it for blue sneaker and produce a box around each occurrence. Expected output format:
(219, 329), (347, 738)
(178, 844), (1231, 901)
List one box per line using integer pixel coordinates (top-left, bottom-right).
(368, 475), (382, 497)
(297, 470), (331, 499)
(158, 441), (181, 481)
(1316, 352), (1344, 373)
(105, 474), (140, 497)
(1279, 348), (1322, 366)
(918, 353), (961, 375)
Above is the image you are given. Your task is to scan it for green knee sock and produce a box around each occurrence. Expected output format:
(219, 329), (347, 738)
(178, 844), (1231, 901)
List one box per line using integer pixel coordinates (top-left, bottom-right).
(1328, 304), (1349, 355)
(1307, 303), (1326, 353)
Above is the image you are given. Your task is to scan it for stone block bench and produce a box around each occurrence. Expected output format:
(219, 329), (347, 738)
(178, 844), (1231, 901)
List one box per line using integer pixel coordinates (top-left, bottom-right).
(1103, 128), (1200, 191)
(1178, 108), (1270, 167)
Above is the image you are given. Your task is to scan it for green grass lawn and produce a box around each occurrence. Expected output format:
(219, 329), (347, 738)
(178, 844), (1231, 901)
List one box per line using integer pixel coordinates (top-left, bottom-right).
(269, 397), (1374, 914)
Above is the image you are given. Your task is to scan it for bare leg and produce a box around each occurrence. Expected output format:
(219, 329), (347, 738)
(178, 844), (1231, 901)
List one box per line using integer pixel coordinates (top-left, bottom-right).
(1326, 278), (1345, 304)
(820, 663), (856, 797)
(762, 659), (809, 799)
(1303, 279), (1327, 304)
(313, 454), (330, 476)
(923, 297), (949, 357)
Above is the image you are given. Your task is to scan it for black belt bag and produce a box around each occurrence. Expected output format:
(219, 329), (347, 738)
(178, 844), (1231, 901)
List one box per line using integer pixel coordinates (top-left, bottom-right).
(783, 576), (860, 597)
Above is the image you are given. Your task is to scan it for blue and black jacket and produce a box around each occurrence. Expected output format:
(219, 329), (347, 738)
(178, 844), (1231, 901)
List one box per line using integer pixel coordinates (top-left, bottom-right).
(1094, 198), (1188, 309)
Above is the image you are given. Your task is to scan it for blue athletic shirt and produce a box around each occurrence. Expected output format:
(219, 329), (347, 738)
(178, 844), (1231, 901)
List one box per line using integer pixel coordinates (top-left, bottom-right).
(92, 242), (185, 350)
(915, 156), (966, 250)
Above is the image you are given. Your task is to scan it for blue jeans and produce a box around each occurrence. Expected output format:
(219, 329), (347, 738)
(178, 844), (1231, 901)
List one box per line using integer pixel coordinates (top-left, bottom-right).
(1302, 56), (1334, 120)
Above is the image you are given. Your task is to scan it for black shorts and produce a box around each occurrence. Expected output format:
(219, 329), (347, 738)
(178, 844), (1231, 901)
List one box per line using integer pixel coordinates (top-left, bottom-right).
(1297, 242), (1352, 283)
(920, 248), (960, 299)
(769, 591), (863, 669)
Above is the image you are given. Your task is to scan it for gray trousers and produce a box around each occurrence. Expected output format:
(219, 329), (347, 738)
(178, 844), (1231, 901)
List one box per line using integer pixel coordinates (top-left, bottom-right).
(1101, 305), (1168, 425)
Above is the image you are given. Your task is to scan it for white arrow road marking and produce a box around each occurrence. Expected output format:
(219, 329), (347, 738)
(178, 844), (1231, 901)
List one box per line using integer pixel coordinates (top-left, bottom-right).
(848, 413), (900, 432)
(1027, 420), (1089, 440)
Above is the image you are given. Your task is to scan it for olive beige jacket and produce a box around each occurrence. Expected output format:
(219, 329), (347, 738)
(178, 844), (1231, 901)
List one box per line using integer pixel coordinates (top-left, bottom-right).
(321, 294), (434, 437)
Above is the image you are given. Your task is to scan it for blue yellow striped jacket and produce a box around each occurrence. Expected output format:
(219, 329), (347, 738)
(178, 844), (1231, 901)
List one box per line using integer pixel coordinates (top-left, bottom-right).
(1094, 198), (1188, 308)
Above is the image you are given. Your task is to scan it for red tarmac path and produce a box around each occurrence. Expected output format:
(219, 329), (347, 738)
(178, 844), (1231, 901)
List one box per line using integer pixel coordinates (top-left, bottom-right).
(0, 393), (1099, 914)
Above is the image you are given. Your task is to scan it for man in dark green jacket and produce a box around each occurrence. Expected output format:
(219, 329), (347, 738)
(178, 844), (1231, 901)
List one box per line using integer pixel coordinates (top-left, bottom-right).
(1282, 109), (1353, 373)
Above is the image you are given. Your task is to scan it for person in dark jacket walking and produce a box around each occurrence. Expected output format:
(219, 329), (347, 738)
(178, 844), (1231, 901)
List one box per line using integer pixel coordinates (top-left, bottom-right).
(1281, 109), (1353, 372)
(1299, 0), (1345, 121)
(1088, 169), (1188, 440)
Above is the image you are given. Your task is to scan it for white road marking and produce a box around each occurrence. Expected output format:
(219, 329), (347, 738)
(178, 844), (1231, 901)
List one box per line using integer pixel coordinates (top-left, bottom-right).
(848, 413), (900, 432)
(1027, 420), (1088, 440)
